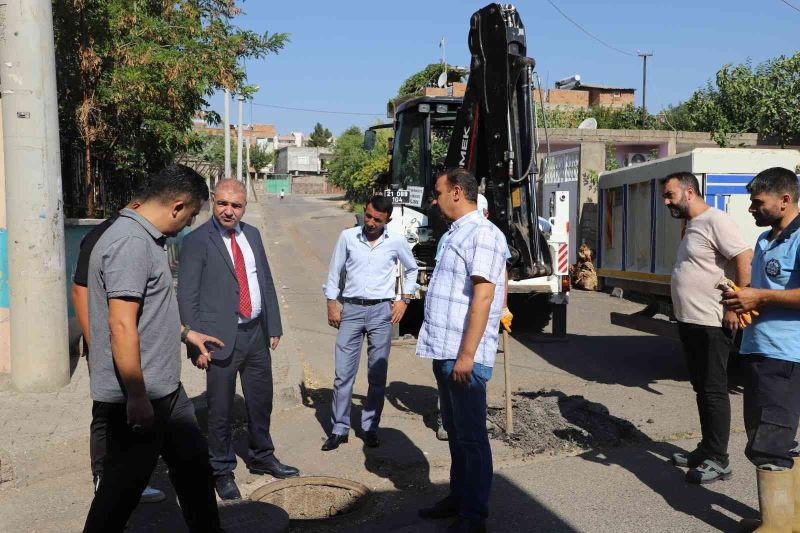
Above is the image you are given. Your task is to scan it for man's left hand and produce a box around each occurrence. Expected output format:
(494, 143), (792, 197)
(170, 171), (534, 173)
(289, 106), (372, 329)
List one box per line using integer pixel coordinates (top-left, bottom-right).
(391, 300), (408, 324)
(722, 288), (763, 313)
(451, 355), (474, 385)
(270, 337), (281, 350)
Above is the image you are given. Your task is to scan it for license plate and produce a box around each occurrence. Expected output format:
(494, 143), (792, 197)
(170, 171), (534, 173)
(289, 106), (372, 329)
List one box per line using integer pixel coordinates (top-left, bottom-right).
(384, 189), (411, 204)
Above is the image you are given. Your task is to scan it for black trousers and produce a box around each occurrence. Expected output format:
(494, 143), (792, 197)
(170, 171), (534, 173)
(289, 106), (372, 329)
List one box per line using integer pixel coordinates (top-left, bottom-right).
(207, 319), (274, 476)
(744, 355), (800, 469)
(677, 322), (733, 466)
(83, 385), (220, 533)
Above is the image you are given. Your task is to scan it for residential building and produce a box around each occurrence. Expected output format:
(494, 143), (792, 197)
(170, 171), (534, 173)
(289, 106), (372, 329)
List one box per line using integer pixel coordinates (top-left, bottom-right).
(273, 146), (339, 194)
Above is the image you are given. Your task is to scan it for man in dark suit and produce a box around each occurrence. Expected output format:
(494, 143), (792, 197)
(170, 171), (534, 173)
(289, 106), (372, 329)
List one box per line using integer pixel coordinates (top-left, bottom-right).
(178, 179), (298, 501)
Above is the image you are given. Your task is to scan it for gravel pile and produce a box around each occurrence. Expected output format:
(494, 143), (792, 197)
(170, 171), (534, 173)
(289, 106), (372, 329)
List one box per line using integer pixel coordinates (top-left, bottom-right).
(489, 390), (647, 455)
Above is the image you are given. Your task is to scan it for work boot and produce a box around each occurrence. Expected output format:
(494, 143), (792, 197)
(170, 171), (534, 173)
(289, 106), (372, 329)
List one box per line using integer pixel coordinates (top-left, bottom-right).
(740, 466), (794, 533)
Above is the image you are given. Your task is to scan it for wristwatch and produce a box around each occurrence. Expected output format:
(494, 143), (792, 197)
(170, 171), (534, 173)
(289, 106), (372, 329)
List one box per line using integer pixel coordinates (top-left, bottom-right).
(180, 324), (191, 342)
(400, 296), (412, 304)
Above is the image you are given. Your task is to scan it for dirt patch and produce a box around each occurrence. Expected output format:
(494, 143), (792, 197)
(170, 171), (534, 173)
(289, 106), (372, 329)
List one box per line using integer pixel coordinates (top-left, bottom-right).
(0, 448), (14, 489)
(488, 390), (648, 456)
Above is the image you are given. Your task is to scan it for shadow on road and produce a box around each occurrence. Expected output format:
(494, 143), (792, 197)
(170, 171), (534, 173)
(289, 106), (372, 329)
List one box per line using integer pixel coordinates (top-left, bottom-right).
(555, 390), (758, 531)
(385, 380), (440, 433)
(514, 333), (686, 394)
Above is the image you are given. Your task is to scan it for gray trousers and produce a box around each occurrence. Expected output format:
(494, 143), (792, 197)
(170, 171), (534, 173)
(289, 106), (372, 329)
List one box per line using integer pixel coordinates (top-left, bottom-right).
(332, 301), (393, 435)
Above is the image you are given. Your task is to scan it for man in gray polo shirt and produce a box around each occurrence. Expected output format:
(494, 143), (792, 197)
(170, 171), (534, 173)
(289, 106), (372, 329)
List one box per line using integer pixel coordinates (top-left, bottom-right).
(83, 165), (224, 533)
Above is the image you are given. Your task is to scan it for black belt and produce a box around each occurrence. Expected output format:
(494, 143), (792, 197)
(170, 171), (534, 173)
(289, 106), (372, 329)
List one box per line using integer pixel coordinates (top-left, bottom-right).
(341, 297), (392, 306)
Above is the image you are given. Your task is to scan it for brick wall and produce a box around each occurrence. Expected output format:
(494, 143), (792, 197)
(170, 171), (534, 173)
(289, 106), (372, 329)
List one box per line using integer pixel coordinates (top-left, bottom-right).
(588, 90), (635, 108)
(290, 175), (341, 195)
(547, 89), (589, 107)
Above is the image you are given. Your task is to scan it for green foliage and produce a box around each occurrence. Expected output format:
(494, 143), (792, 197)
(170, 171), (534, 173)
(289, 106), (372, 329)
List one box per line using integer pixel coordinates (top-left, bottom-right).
(191, 131), (233, 167)
(308, 122), (333, 147)
(250, 144), (274, 171)
(397, 63), (467, 98)
(582, 169), (599, 191)
(605, 142), (619, 171)
(328, 126), (391, 200)
(53, 0), (289, 214)
(537, 105), (657, 130)
(681, 53), (800, 147)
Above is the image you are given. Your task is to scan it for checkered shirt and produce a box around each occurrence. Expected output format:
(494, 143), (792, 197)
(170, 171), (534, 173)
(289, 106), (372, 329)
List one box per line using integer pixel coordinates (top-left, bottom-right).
(416, 210), (507, 367)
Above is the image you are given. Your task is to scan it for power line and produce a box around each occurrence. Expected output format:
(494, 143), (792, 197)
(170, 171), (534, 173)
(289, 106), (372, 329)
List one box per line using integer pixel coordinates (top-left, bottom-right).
(545, 0), (637, 57)
(780, 0), (800, 13)
(251, 102), (384, 117)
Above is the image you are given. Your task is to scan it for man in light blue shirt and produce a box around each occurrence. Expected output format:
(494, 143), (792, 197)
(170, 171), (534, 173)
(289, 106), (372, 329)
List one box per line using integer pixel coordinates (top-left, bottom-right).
(722, 167), (800, 530)
(417, 169), (507, 532)
(322, 195), (418, 451)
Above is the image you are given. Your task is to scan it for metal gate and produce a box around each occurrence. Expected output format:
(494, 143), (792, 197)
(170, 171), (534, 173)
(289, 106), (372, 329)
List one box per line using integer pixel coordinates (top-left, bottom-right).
(265, 174), (290, 194)
(541, 148), (580, 265)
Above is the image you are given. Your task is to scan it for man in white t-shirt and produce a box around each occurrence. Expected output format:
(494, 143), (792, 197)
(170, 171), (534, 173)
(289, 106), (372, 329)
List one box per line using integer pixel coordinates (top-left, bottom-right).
(662, 172), (752, 484)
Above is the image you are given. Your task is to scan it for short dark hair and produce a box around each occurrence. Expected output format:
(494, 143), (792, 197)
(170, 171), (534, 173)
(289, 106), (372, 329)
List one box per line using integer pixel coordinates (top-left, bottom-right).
(440, 168), (478, 202)
(747, 167), (799, 203)
(141, 164), (209, 207)
(366, 194), (393, 217)
(660, 172), (703, 198)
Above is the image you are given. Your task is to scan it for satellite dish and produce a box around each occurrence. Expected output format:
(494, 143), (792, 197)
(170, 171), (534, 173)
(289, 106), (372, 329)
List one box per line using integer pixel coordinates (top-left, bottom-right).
(578, 118), (597, 130)
(437, 71), (447, 88)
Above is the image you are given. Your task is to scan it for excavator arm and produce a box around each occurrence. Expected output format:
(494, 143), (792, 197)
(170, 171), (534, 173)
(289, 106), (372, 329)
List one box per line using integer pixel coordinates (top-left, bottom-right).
(444, 3), (551, 280)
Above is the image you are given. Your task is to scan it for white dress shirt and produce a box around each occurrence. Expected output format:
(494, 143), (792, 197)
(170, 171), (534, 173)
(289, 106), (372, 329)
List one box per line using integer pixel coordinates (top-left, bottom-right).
(214, 218), (262, 323)
(323, 226), (418, 300)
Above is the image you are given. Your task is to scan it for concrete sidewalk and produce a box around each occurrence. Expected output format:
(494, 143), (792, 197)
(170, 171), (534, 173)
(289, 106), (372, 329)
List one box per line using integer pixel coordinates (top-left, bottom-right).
(0, 194), (761, 532)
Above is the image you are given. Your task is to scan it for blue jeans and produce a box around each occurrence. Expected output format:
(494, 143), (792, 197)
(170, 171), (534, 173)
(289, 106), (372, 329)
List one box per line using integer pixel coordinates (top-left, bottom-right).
(433, 359), (493, 521)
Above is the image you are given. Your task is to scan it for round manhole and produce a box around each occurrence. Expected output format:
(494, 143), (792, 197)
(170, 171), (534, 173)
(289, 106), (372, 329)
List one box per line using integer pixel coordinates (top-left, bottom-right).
(249, 476), (369, 521)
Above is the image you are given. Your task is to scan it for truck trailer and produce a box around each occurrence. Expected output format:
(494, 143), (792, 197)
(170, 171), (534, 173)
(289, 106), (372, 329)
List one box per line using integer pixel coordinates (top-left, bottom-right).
(597, 147), (800, 338)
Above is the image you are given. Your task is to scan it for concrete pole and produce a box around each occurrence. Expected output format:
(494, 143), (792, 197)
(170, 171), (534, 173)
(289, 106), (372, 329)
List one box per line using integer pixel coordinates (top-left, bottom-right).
(637, 51), (653, 125)
(236, 94), (244, 181)
(0, 0), (70, 391)
(245, 130), (251, 200)
(223, 89), (231, 179)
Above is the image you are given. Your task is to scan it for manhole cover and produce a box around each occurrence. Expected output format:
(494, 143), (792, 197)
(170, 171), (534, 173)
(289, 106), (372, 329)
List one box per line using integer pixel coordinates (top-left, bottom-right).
(249, 476), (369, 521)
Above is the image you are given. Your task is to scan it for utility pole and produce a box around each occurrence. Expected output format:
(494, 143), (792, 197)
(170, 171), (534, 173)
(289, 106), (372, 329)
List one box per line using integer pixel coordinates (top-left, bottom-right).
(637, 51), (653, 126)
(246, 133), (251, 200)
(224, 89), (231, 179)
(0, 0), (70, 391)
(236, 93), (244, 181)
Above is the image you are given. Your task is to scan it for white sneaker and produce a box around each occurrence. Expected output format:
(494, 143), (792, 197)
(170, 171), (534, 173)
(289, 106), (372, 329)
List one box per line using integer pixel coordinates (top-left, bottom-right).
(140, 486), (166, 503)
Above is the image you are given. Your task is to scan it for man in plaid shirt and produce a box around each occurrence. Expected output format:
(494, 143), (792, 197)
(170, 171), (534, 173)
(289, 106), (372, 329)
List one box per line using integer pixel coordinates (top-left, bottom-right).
(417, 168), (508, 533)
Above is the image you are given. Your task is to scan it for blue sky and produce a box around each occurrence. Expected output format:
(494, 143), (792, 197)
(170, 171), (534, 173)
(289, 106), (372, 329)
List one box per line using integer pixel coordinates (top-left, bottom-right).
(206, 0), (799, 136)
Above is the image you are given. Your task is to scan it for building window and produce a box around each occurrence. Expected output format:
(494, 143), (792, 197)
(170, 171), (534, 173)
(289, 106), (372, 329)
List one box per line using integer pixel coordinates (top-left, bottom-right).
(613, 91), (621, 98)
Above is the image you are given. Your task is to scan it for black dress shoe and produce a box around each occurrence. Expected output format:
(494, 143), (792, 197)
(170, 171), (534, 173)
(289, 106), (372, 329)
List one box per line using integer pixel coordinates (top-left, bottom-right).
(248, 457), (300, 479)
(418, 495), (459, 519)
(214, 474), (241, 500)
(448, 517), (487, 533)
(321, 433), (348, 451)
(364, 430), (380, 448)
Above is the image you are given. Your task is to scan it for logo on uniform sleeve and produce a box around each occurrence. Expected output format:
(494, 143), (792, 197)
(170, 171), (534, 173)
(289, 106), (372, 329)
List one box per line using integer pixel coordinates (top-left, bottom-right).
(765, 258), (781, 277)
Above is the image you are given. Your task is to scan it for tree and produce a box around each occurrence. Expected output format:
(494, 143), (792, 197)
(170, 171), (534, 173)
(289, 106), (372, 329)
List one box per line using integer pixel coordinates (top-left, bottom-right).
(53, 0), (289, 215)
(396, 63), (467, 98)
(327, 126), (390, 200)
(249, 144), (274, 171)
(307, 122), (333, 147)
(681, 53), (800, 147)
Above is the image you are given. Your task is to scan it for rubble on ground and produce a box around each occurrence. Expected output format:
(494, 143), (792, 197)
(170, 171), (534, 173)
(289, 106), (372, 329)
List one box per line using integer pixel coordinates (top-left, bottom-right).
(488, 390), (647, 455)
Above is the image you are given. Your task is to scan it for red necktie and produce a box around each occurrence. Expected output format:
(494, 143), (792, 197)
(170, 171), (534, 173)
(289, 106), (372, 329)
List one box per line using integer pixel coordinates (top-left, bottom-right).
(229, 230), (252, 318)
